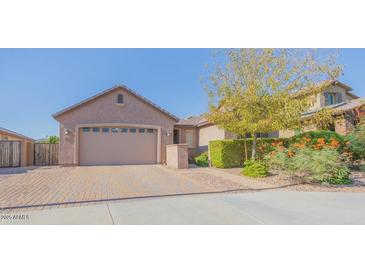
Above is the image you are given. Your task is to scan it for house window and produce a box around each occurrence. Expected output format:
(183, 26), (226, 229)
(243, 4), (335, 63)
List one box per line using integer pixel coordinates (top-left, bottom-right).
(92, 128), (100, 133)
(129, 128), (137, 133)
(82, 128), (90, 132)
(117, 94), (124, 104)
(245, 133), (268, 138)
(325, 92), (342, 106)
(138, 128), (145, 133)
(121, 128), (128, 133)
(185, 130), (195, 148)
(102, 128), (110, 133)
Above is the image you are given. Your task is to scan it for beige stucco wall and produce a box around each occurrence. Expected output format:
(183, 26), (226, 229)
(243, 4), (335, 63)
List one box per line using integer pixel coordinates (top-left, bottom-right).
(198, 124), (225, 148)
(176, 127), (199, 158)
(279, 124), (318, 138)
(55, 87), (177, 165)
(166, 144), (188, 169)
(335, 114), (356, 135)
(177, 125), (235, 158)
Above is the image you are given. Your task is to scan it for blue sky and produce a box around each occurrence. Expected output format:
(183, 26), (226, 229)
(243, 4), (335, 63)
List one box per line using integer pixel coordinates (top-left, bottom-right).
(0, 48), (364, 139)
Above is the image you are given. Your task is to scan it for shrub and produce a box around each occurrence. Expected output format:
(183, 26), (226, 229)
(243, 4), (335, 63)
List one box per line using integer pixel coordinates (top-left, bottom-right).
(209, 140), (244, 168)
(209, 138), (287, 168)
(48, 136), (60, 144)
(345, 120), (365, 161)
(242, 160), (268, 178)
(266, 146), (351, 184)
(288, 131), (345, 153)
(194, 152), (209, 167)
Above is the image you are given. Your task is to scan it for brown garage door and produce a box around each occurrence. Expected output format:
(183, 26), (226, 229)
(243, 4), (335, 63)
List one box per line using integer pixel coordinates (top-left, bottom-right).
(79, 127), (157, 166)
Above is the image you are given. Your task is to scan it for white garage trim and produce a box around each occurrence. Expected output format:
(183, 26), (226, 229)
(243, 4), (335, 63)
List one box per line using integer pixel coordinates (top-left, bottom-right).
(74, 123), (162, 165)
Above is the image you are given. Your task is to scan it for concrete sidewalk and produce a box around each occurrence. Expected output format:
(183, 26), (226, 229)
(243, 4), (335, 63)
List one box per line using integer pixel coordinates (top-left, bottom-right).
(2, 190), (365, 225)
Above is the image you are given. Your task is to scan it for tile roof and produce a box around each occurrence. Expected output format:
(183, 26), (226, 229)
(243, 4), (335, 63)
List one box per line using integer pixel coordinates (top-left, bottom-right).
(0, 127), (35, 141)
(53, 84), (179, 121)
(302, 98), (365, 118)
(176, 115), (209, 127)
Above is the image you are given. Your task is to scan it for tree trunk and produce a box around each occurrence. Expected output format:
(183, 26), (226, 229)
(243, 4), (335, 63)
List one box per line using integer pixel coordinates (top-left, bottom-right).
(244, 135), (248, 162)
(251, 133), (257, 160)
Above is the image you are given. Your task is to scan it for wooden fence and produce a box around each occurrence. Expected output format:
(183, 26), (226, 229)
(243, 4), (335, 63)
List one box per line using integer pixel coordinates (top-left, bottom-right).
(0, 141), (21, 167)
(34, 143), (59, 166)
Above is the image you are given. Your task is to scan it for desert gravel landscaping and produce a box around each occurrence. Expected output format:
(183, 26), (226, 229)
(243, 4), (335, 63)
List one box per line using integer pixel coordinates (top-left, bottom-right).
(217, 167), (365, 193)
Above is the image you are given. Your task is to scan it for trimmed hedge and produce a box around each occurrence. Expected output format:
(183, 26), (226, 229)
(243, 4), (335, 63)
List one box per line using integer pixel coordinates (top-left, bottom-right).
(209, 138), (287, 168)
(209, 131), (346, 169)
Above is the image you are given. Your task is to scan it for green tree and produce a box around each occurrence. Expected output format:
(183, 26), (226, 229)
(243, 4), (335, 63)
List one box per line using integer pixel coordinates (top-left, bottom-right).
(204, 49), (342, 159)
(48, 135), (59, 144)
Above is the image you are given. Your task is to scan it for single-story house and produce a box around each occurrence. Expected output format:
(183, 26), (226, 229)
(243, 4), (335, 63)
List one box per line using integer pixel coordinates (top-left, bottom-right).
(0, 127), (35, 166)
(53, 85), (179, 166)
(53, 81), (365, 166)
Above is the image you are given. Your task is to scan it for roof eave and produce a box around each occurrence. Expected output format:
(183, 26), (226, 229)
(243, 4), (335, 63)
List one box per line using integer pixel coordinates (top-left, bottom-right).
(52, 85), (179, 122)
(0, 128), (35, 142)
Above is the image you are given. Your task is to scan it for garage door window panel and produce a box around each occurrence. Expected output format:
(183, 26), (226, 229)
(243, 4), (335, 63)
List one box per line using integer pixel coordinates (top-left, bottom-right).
(111, 128), (119, 133)
(83, 128), (90, 132)
(121, 128), (128, 133)
(92, 128), (100, 133)
(130, 128), (137, 133)
(102, 128), (110, 133)
(139, 128), (145, 133)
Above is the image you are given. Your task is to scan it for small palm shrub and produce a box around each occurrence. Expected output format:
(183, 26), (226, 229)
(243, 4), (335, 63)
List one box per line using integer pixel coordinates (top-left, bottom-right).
(265, 146), (351, 184)
(242, 160), (268, 178)
(194, 152), (209, 167)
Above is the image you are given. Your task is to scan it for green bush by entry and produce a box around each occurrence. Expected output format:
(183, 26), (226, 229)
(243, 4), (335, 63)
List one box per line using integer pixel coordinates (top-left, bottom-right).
(194, 152), (209, 167)
(241, 160), (269, 178)
(209, 138), (287, 168)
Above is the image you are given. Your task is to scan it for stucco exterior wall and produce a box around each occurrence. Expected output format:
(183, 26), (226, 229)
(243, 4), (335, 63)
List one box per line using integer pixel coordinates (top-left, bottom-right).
(166, 144), (188, 169)
(55, 87), (176, 165)
(198, 125), (225, 148)
(335, 114), (356, 135)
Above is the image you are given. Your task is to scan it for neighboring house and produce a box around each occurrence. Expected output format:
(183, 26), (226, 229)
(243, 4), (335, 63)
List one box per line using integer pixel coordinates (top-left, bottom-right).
(0, 127), (35, 166)
(174, 81), (365, 158)
(278, 81), (365, 137)
(53, 81), (365, 166)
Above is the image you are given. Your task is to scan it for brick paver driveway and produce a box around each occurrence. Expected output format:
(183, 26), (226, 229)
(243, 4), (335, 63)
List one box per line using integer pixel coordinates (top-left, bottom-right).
(0, 165), (229, 211)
